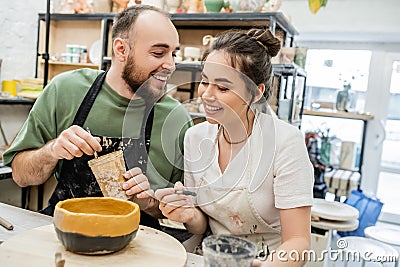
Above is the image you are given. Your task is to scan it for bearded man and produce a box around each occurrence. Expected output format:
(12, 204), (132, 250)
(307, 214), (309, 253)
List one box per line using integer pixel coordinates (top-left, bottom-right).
(3, 5), (192, 229)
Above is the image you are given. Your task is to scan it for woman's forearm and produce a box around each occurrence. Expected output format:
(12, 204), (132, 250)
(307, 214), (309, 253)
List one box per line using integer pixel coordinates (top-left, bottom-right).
(265, 237), (311, 267)
(184, 207), (208, 235)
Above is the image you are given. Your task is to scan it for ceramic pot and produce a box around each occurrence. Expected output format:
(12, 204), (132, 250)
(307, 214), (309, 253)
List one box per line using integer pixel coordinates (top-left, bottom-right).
(54, 197), (140, 254)
(204, 0), (224, 12)
(88, 150), (128, 200)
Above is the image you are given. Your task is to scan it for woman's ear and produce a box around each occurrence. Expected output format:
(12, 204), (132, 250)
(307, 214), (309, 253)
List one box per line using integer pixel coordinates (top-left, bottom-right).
(113, 38), (129, 61)
(255, 83), (265, 102)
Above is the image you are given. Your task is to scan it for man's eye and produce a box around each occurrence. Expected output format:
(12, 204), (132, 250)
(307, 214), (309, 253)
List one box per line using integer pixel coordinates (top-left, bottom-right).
(153, 51), (164, 57)
(200, 80), (209, 85)
(218, 86), (229, 91)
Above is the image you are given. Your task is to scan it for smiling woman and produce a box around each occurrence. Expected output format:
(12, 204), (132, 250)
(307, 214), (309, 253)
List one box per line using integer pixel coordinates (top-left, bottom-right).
(155, 28), (313, 267)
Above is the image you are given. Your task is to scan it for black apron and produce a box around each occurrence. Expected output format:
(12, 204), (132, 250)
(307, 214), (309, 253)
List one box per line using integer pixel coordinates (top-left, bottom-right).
(41, 71), (160, 229)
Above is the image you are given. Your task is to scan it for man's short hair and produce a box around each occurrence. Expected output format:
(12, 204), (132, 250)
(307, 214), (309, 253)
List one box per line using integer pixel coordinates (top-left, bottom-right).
(111, 5), (169, 41)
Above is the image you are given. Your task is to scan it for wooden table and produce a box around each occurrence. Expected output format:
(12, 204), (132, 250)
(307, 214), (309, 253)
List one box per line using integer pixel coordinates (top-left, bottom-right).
(0, 202), (204, 266)
(0, 202), (52, 243)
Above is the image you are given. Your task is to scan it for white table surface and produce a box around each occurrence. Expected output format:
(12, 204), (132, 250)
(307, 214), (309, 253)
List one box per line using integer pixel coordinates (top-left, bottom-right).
(0, 202), (204, 266)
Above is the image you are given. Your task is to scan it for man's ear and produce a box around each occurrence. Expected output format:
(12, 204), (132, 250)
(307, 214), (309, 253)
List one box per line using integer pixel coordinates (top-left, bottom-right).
(113, 38), (129, 61)
(255, 83), (265, 102)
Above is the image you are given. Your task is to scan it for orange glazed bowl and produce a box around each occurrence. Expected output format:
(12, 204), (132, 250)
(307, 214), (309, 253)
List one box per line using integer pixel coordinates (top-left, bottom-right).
(53, 197), (140, 254)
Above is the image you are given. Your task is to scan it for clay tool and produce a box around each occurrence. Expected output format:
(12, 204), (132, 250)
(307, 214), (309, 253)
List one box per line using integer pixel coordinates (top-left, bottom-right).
(175, 190), (197, 197)
(86, 127), (98, 158)
(0, 215), (13, 230)
(54, 251), (65, 267)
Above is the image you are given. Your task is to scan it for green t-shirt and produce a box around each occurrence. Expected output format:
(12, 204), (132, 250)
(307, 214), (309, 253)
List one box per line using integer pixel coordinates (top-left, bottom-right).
(3, 68), (193, 189)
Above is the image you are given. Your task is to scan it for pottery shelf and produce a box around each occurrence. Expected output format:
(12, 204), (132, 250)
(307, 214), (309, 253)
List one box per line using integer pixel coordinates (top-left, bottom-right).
(302, 109), (374, 186)
(303, 109), (374, 121)
(170, 12), (298, 45)
(36, 12), (299, 81)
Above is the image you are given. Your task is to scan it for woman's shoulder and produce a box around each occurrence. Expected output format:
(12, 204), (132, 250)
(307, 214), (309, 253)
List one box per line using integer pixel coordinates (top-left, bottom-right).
(258, 113), (303, 140)
(186, 121), (217, 139)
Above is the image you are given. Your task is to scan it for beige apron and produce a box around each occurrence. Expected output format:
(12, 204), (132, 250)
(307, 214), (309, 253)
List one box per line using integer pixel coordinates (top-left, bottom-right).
(196, 112), (282, 255)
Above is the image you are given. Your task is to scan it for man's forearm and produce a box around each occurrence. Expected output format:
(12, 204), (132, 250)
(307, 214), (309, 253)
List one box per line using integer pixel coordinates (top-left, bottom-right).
(11, 140), (59, 187)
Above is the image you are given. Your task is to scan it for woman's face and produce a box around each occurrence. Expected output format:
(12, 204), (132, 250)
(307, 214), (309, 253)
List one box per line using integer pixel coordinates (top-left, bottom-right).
(198, 50), (251, 126)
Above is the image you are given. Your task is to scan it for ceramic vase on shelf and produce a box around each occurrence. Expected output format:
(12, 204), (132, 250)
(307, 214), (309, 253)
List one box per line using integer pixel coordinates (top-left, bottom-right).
(204, 0), (224, 12)
(336, 83), (356, 112)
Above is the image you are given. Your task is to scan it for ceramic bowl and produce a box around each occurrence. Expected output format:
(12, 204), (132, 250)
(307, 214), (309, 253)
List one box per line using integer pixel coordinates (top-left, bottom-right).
(53, 197), (140, 254)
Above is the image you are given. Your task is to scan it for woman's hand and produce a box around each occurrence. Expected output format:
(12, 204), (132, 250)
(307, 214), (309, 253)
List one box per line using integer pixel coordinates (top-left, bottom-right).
(155, 182), (196, 223)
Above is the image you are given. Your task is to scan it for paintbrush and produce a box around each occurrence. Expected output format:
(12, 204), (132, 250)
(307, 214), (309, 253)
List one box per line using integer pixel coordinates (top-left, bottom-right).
(175, 190), (197, 197)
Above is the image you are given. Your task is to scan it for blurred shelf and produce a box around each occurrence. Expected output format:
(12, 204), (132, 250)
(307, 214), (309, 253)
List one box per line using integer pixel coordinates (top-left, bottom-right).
(39, 13), (115, 21)
(39, 12), (298, 37)
(41, 60), (98, 68)
(303, 109), (374, 121)
(272, 63), (307, 77)
(0, 98), (35, 105)
(170, 12), (298, 37)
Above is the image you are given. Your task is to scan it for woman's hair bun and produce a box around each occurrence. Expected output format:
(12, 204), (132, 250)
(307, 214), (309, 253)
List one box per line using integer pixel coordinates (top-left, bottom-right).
(247, 29), (281, 57)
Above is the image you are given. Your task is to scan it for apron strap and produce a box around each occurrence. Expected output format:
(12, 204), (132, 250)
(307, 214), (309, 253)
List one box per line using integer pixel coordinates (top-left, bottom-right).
(144, 105), (154, 154)
(73, 71), (107, 127)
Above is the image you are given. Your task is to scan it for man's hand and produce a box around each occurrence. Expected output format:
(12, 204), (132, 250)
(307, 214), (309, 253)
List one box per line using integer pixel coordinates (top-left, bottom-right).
(11, 125), (101, 187)
(51, 125), (101, 160)
(122, 167), (158, 213)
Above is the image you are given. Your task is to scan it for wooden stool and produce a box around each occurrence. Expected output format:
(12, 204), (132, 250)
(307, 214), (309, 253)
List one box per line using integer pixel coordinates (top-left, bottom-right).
(340, 236), (398, 267)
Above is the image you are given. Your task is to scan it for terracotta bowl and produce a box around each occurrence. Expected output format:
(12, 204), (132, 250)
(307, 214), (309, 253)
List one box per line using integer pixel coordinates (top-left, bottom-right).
(53, 197), (140, 254)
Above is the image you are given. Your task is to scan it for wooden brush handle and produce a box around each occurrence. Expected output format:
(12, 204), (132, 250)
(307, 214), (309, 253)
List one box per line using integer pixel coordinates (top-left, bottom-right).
(0, 215), (13, 230)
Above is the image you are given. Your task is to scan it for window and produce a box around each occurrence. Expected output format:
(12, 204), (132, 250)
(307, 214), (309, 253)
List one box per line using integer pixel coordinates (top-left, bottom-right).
(304, 49), (372, 112)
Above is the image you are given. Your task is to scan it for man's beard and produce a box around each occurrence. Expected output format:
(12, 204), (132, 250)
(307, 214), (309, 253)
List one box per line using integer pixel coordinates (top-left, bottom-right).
(122, 54), (166, 103)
